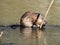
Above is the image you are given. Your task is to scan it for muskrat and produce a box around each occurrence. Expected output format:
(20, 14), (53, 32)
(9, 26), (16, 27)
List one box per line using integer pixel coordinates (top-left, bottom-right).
(20, 11), (47, 28)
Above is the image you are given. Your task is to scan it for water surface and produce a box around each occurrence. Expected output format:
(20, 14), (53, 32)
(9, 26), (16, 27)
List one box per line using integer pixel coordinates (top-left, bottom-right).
(0, 25), (60, 45)
(0, 0), (60, 45)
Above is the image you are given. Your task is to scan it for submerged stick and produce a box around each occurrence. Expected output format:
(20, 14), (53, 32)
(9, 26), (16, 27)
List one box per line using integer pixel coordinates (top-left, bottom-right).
(0, 31), (3, 38)
(40, 0), (55, 28)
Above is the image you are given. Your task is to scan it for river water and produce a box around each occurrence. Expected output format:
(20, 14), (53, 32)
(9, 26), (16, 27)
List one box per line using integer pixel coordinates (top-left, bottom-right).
(0, 26), (60, 45)
(0, 0), (60, 45)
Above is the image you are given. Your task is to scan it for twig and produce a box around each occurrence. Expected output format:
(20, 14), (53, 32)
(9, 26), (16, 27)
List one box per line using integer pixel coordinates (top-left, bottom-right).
(40, 0), (55, 28)
(0, 31), (3, 38)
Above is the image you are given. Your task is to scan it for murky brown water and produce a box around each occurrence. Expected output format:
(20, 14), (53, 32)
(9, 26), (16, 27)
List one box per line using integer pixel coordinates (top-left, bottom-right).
(0, 0), (60, 25)
(0, 26), (60, 45)
(0, 0), (60, 45)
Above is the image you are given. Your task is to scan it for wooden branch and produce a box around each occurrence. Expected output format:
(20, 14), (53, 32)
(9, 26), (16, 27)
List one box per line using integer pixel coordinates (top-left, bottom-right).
(40, 0), (55, 28)
(0, 31), (3, 38)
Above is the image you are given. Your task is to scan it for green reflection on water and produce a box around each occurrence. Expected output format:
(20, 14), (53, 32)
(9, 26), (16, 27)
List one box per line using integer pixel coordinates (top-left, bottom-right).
(0, 0), (60, 25)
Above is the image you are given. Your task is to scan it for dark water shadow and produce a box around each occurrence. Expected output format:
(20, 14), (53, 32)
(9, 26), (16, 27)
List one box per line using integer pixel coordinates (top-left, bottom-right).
(47, 24), (60, 27)
(45, 25), (60, 29)
(0, 24), (60, 30)
(0, 43), (15, 45)
(0, 24), (20, 30)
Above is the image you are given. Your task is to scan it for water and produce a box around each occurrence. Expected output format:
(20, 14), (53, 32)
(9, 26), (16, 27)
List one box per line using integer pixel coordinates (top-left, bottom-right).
(0, 0), (60, 45)
(0, 26), (60, 45)
(0, 0), (60, 25)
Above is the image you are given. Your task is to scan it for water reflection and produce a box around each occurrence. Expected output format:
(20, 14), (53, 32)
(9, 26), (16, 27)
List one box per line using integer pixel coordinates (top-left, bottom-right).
(20, 28), (47, 45)
(0, 25), (60, 45)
